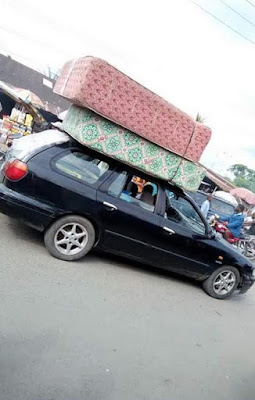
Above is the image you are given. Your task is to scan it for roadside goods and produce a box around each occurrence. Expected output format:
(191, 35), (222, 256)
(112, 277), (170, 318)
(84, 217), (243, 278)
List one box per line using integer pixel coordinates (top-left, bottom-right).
(0, 81), (46, 145)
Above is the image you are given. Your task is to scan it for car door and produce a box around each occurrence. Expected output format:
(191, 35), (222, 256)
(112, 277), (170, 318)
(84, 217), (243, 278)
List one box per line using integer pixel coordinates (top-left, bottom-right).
(157, 188), (215, 278)
(96, 169), (164, 265)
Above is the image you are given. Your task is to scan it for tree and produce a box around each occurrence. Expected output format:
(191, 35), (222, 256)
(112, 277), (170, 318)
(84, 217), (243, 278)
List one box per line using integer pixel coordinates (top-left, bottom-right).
(229, 164), (254, 178)
(195, 113), (206, 123)
(229, 164), (255, 192)
(222, 176), (233, 183)
(43, 66), (61, 81)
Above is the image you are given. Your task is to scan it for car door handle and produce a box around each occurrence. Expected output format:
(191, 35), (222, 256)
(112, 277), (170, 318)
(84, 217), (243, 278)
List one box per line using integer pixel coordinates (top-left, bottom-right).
(163, 226), (175, 235)
(103, 201), (118, 211)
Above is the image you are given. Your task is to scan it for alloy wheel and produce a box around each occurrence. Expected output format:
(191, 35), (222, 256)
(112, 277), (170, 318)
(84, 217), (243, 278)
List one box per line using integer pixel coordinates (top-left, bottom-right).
(213, 270), (236, 295)
(54, 223), (88, 255)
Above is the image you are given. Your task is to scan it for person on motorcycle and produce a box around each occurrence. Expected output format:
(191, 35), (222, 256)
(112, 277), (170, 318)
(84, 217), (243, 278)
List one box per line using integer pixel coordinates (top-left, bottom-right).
(220, 204), (245, 240)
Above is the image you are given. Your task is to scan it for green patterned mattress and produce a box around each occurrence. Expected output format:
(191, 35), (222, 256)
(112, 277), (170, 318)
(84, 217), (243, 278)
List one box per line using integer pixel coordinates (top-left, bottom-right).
(62, 105), (206, 192)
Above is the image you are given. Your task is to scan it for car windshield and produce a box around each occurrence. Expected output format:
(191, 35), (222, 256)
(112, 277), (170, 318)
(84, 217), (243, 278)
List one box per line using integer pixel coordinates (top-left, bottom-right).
(188, 191), (207, 205)
(188, 191), (235, 216)
(166, 191), (206, 235)
(211, 198), (235, 216)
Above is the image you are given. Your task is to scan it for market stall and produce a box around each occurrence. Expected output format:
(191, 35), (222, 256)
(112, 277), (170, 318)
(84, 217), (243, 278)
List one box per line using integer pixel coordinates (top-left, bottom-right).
(0, 80), (48, 145)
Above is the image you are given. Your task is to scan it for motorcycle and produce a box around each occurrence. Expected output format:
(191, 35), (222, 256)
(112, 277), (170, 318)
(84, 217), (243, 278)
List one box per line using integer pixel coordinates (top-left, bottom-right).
(209, 215), (255, 259)
(209, 215), (238, 242)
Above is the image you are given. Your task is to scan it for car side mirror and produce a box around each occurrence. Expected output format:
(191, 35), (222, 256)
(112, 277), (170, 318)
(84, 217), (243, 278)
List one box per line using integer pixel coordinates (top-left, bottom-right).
(207, 229), (215, 239)
(0, 150), (6, 162)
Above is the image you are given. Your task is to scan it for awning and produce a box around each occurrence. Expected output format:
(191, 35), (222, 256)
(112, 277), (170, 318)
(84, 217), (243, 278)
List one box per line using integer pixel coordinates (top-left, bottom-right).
(230, 188), (255, 205)
(205, 168), (236, 192)
(0, 80), (46, 123)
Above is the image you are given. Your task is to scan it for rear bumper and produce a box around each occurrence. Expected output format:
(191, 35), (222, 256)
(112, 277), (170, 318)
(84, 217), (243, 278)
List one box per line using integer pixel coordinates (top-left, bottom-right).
(0, 183), (56, 231)
(239, 273), (255, 294)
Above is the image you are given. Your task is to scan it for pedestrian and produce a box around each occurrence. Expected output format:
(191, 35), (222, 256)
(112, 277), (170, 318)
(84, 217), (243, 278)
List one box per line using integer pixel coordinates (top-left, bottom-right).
(201, 194), (212, 218)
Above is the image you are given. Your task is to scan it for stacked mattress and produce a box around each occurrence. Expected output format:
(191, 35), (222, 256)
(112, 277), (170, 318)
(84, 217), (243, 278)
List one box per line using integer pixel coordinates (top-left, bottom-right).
(54, 56), (211, 163)
(62, 105), (206, 192)
(55, 56), (211, 191)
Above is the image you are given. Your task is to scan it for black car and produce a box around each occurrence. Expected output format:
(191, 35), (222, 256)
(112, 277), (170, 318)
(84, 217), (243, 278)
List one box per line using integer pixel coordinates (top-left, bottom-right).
(0, 130), (254, 299)
(188, 190), (236, 219)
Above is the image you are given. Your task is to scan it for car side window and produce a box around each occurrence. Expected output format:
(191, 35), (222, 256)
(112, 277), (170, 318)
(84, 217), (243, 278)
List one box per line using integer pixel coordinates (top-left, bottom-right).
(107, 171), (129, 197)
(107, 172), (158, 212)
(55, 151), (109, 185)
(165, 190), (206, 235)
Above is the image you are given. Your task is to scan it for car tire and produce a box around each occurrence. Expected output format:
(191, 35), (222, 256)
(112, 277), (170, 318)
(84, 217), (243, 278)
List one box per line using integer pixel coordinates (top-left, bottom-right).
(44, 215), (95, 261)
(202, 266), (240, 299)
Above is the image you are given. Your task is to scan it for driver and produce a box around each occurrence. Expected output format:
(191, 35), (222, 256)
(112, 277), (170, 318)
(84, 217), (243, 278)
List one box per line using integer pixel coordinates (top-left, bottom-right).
(219, 204), (245, 239)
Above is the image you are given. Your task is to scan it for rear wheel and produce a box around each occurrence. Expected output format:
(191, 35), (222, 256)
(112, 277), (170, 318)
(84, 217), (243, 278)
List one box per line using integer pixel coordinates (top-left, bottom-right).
(202, 266), (240, 299)
(44, 215), (95, 261)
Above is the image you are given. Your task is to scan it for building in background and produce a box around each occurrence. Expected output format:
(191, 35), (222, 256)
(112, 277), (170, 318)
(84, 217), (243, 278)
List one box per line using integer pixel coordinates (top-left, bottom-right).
(0, 54), (69, 115)
(199, 167), (236, 193)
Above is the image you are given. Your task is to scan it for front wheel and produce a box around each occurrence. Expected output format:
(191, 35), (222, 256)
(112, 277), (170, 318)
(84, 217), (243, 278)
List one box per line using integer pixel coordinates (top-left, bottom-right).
(202, 266), (240, 299)
(44, 215), (95, 261)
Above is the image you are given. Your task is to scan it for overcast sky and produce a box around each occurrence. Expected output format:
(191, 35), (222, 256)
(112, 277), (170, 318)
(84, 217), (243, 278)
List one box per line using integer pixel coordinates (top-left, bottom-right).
(1, 0), (255, 175)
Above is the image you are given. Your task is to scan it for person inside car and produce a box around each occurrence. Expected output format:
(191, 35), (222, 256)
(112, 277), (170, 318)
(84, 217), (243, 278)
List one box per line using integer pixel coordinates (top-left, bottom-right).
(121, 182), (139, 202)
(126, 182), (139, 198)
(220, 204), (245, 239)
(139, 184), (155, 210)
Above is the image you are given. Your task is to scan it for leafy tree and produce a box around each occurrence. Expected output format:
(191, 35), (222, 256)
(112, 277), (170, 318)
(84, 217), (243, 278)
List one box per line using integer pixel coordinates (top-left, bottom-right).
(195, 113), (205, 123)
(229, 164), (255, 192)
(43, 66), (60, 81)
(223, 176), (233, 183)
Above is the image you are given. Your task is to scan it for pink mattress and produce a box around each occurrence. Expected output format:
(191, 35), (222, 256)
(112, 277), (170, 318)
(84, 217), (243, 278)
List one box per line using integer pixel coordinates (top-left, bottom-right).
(54, 56), (211, 162)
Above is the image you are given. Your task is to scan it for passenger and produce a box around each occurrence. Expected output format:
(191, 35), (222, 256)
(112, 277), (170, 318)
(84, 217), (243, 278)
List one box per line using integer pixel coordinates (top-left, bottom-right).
(145, 182), (157, 197)
(140, 185), (154, 210)
(133, 177), (146, 194)
(121, 181), (139, 203)
(126, 182), (138, 198)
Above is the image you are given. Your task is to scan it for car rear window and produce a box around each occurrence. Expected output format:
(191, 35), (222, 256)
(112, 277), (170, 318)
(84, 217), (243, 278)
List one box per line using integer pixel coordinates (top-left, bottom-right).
(55, 151), (109, 185)
(6, 129), (69, 163)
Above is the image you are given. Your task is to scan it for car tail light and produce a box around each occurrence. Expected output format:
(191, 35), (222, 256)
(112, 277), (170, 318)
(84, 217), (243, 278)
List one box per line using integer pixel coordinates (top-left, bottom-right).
(4, 160), (28, 181)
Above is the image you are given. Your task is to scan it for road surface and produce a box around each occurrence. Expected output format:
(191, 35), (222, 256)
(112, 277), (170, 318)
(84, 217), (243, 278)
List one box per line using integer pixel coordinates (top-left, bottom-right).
(0, 213), (254, 400)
